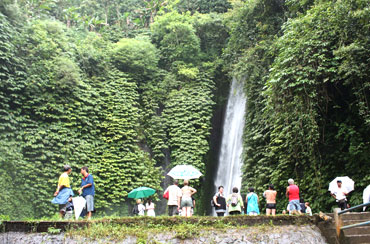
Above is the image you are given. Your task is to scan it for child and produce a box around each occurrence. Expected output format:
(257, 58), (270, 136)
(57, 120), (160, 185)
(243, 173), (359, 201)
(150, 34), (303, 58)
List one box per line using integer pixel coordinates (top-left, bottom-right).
(132, 199), (145, 216)
(137, 199), (145, 216)
(305, 202), (312, 216)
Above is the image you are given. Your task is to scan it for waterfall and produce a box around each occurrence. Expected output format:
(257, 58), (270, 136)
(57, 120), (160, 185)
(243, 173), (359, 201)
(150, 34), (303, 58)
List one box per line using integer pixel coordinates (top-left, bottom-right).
(213, 77), (246, 212)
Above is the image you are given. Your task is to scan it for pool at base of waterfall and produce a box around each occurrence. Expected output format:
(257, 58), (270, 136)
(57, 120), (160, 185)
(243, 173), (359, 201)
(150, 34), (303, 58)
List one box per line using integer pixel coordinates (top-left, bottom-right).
(0, 225), (327, 244)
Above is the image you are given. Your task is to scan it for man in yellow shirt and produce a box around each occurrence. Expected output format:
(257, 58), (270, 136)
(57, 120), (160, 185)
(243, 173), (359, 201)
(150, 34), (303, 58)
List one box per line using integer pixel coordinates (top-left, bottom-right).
(52, 165), (73, 218)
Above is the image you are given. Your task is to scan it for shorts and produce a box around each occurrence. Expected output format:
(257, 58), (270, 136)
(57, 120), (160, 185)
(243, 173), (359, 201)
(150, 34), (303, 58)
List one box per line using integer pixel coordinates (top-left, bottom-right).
(266, 203), (276, 209)
(337, 199), (347, 210)
(229, 211), (241, 215)
(181, 197), (193, 208)
(59, 204), (67, 213)
(85, 195), (94, 212)
(289, 200), (301, 211)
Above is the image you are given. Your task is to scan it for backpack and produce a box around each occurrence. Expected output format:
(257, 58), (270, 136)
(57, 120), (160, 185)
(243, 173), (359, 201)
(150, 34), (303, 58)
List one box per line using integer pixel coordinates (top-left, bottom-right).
(132, 204), (139, 215)
(231, 194), (238, 207)
(163, 190), (169, 200)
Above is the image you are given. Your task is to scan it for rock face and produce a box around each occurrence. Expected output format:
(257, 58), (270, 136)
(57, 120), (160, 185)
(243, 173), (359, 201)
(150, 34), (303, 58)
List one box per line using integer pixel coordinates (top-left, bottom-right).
(0, 225), (327, 244)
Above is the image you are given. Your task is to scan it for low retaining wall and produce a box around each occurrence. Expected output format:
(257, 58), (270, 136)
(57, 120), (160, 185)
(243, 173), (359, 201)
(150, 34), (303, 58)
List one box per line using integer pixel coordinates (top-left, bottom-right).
(0, 225), (328, 244)
(1, 215), (321, 233)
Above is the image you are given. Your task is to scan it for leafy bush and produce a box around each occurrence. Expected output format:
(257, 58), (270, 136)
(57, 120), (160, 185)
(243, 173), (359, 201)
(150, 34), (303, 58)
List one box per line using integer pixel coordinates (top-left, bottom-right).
(111, 38), (159, 82)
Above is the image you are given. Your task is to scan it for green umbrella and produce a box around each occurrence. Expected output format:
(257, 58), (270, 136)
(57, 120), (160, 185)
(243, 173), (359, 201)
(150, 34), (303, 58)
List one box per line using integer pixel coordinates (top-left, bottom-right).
(128, 187), (156, 199)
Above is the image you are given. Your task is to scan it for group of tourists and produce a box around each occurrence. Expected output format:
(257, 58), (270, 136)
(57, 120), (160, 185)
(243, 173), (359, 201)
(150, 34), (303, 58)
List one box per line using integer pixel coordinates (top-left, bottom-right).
(212, 179), (313, 216)
(51, 166), (357, 219)
(51, 165), (95, 220)
(163, 179), (197, 217)
(132, 179), (197, 217)
(132, 198), (156, 216)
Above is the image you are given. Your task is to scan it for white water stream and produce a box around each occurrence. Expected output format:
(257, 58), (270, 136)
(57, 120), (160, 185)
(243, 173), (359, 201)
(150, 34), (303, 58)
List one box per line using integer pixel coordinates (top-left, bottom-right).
(213, 78), (246, 213)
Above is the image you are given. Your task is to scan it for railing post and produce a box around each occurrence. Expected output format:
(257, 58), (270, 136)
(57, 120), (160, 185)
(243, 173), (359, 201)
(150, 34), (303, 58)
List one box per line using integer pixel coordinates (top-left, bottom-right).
(334, 208), (342, 237)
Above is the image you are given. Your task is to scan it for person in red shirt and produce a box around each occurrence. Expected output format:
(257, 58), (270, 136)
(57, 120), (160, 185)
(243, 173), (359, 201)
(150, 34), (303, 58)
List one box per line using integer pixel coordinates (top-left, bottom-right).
(286, 179), (302, 215)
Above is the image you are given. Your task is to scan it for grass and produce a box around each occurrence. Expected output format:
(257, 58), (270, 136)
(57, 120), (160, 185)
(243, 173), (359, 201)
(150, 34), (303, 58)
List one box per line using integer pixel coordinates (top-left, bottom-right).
(64, 215), (315, 242)
(2, 214), (317, 241)
(65, 219), (232, 242)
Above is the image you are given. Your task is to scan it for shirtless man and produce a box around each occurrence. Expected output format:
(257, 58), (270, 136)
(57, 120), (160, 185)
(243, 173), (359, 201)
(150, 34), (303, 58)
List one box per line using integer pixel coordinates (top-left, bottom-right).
(181, 180), (197, 217)
(263, 184), (277, 216)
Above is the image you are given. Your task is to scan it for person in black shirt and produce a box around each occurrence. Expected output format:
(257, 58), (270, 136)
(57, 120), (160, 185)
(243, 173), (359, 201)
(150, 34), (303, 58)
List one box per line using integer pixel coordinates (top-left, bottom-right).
(213, 186), (227, 216)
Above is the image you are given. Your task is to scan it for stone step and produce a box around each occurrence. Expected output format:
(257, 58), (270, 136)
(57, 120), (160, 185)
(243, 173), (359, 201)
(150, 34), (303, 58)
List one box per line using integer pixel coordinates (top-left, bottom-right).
(341, 212), (370, 221)
(343, 234), (370, 244)
(342, 226), (370, 236)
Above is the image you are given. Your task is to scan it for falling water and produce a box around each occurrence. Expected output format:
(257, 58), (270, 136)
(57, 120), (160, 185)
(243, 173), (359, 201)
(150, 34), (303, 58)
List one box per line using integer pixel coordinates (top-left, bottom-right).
(214, 77), (246, 211)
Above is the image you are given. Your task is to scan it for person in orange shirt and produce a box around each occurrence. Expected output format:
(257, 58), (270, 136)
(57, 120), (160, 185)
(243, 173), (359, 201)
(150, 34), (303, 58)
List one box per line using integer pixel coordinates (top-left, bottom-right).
(263, 184), (277, 216)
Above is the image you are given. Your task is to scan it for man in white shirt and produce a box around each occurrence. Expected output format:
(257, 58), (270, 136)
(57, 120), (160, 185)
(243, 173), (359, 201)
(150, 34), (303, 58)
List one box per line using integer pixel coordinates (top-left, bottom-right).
(164, 180), (182, 216)
(331, 180), (348, 210)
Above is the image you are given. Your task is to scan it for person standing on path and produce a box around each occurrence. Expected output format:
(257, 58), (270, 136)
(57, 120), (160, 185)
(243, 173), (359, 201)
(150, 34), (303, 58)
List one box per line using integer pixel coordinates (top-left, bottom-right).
(213, 186), (227, 216)
(164, 180), (182, 216)
(331, 180), (348, 210)
(146, 198), (156, 217)
(52, 165), (73, 218)
(137, 199), (145, 216)
(226, 187), (244, 215)
(78, 166), (95, 220)
(286, 179), (302, 215)
(181, 180), (197, 217)
(246, 187), (260, 216)
(263, 184), (277, 216)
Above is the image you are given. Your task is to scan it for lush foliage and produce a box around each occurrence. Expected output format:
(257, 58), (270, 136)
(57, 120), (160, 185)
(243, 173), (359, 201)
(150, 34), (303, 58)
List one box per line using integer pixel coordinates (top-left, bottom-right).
(0, 0), (229, 218)
(0, 0), (368, 219)
(227, 0), (369, 212)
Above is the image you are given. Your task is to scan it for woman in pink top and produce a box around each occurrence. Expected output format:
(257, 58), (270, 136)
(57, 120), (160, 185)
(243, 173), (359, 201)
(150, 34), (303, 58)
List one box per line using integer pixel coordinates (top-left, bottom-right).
(263, 184), (277, 216)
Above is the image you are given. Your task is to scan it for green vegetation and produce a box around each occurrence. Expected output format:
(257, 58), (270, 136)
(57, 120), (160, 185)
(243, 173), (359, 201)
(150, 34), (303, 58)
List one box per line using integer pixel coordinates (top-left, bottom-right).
(0, 0), (228, 219)
(47, 227), (61, 234)
(0, 0), (369, 219)
(64, 215), (312, 241)
(228, 0), (370, 212)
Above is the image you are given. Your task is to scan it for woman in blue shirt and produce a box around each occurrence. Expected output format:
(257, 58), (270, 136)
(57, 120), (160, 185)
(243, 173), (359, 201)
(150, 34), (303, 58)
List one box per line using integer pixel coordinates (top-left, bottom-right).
(246, 187), (260, 216)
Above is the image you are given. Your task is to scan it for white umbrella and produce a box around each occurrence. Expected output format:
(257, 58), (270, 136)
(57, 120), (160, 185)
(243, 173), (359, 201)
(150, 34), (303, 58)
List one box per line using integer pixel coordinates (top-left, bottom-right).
(167, 165), (202, 180)
(72, 196), (86, 220)
(328, 176), (355, 194)
(363, 185), (370, 211)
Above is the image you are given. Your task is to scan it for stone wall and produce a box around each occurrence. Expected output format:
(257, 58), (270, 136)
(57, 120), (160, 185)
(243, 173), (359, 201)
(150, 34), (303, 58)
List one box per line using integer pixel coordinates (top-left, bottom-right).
(0, 225), (327, 244)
